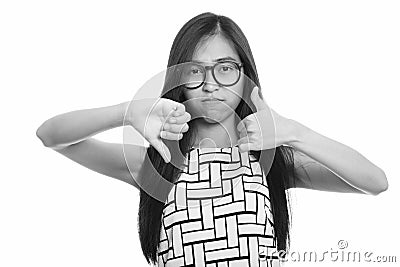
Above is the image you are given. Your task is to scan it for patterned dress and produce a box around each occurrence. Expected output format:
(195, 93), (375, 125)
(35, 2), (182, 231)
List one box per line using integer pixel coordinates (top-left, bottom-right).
(157, 145), (281, 267)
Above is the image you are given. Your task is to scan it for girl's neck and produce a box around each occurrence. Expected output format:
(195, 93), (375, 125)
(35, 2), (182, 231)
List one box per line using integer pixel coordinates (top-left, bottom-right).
(192, 114), (239, 148)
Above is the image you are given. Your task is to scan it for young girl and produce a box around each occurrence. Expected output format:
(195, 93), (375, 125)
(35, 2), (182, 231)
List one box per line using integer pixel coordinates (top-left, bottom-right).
(36, 12), (388, 267)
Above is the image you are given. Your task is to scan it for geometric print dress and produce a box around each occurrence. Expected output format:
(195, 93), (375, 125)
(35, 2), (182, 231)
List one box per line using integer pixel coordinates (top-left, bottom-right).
(156, 145), (281, 267)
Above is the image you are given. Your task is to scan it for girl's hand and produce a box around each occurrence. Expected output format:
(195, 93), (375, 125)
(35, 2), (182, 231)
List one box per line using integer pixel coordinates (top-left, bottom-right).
(126, 98), (191, 162)
(237, 87), (296, 152)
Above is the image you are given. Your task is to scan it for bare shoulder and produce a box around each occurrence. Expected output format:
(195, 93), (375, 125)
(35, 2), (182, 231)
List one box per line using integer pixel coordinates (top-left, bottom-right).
(52, 138), (147, 189)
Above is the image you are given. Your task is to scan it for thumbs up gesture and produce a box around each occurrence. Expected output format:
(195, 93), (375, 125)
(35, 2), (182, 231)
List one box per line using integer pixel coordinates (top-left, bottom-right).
(237, 86), (296, 152)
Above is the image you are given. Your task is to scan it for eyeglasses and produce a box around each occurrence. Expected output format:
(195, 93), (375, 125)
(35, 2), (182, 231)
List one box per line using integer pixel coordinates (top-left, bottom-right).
(181, 60), (243, 89)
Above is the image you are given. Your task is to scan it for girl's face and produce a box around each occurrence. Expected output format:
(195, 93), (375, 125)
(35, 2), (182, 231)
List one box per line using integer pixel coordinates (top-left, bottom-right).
(183, 34), (244, 124)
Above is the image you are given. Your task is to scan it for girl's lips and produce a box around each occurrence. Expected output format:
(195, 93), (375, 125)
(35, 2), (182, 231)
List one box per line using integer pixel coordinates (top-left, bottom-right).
(202, 100), (223, 105)
(201, 98), (224, 102)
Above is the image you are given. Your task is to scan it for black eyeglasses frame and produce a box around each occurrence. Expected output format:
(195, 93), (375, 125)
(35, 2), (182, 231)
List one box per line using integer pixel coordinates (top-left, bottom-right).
(183, 60), (244, 89)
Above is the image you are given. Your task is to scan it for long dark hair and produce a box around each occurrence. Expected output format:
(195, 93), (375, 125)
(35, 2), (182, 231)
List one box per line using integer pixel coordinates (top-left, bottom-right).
(137, 12), (297, 265)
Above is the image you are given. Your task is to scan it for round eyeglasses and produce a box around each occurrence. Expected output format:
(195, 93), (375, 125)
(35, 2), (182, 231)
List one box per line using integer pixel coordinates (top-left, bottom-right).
(181, 60), (243, 89)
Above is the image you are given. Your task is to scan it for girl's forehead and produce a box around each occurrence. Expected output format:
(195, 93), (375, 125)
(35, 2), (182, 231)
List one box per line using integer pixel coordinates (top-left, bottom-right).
(192, 35), (240, 63)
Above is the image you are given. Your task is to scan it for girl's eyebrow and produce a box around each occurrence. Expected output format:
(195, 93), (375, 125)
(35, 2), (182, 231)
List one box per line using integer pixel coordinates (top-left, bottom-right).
(192, 56), (239, 63)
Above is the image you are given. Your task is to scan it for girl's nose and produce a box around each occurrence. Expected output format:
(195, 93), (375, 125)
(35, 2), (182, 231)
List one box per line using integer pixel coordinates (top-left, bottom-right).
(203, 69), (219, 92)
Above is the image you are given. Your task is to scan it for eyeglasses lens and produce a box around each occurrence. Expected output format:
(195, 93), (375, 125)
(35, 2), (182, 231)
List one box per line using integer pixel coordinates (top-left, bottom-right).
(182, 62), (240, 89)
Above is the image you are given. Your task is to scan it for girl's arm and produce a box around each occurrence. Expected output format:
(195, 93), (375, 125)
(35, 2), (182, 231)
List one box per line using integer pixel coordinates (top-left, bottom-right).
(36, 101), (145, 189)
(287, 119), (388, 195)
(36, 101), (130, 148)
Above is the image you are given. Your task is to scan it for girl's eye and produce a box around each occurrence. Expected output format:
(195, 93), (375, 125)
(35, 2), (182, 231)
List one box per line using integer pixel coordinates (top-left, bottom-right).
(189, 67), (203, 75)
(218, 65), (234, 73)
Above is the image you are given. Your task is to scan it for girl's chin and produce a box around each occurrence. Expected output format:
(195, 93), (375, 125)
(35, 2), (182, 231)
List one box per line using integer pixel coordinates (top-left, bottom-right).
(201, 113), (230, 123)
(202, 117), (221, 124)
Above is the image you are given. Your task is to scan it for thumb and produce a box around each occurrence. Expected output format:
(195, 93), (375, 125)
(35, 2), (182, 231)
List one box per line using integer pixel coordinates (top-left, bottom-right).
(250, 86), (268, 111)
(152, 139), (171, 163)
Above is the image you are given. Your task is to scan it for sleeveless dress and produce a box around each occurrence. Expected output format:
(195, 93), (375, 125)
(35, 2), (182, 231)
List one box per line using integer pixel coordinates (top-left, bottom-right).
(156, 145), (281, 267)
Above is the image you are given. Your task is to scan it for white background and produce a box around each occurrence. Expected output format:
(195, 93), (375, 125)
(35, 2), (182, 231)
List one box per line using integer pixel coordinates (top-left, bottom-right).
(1, 0), (399, 266)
